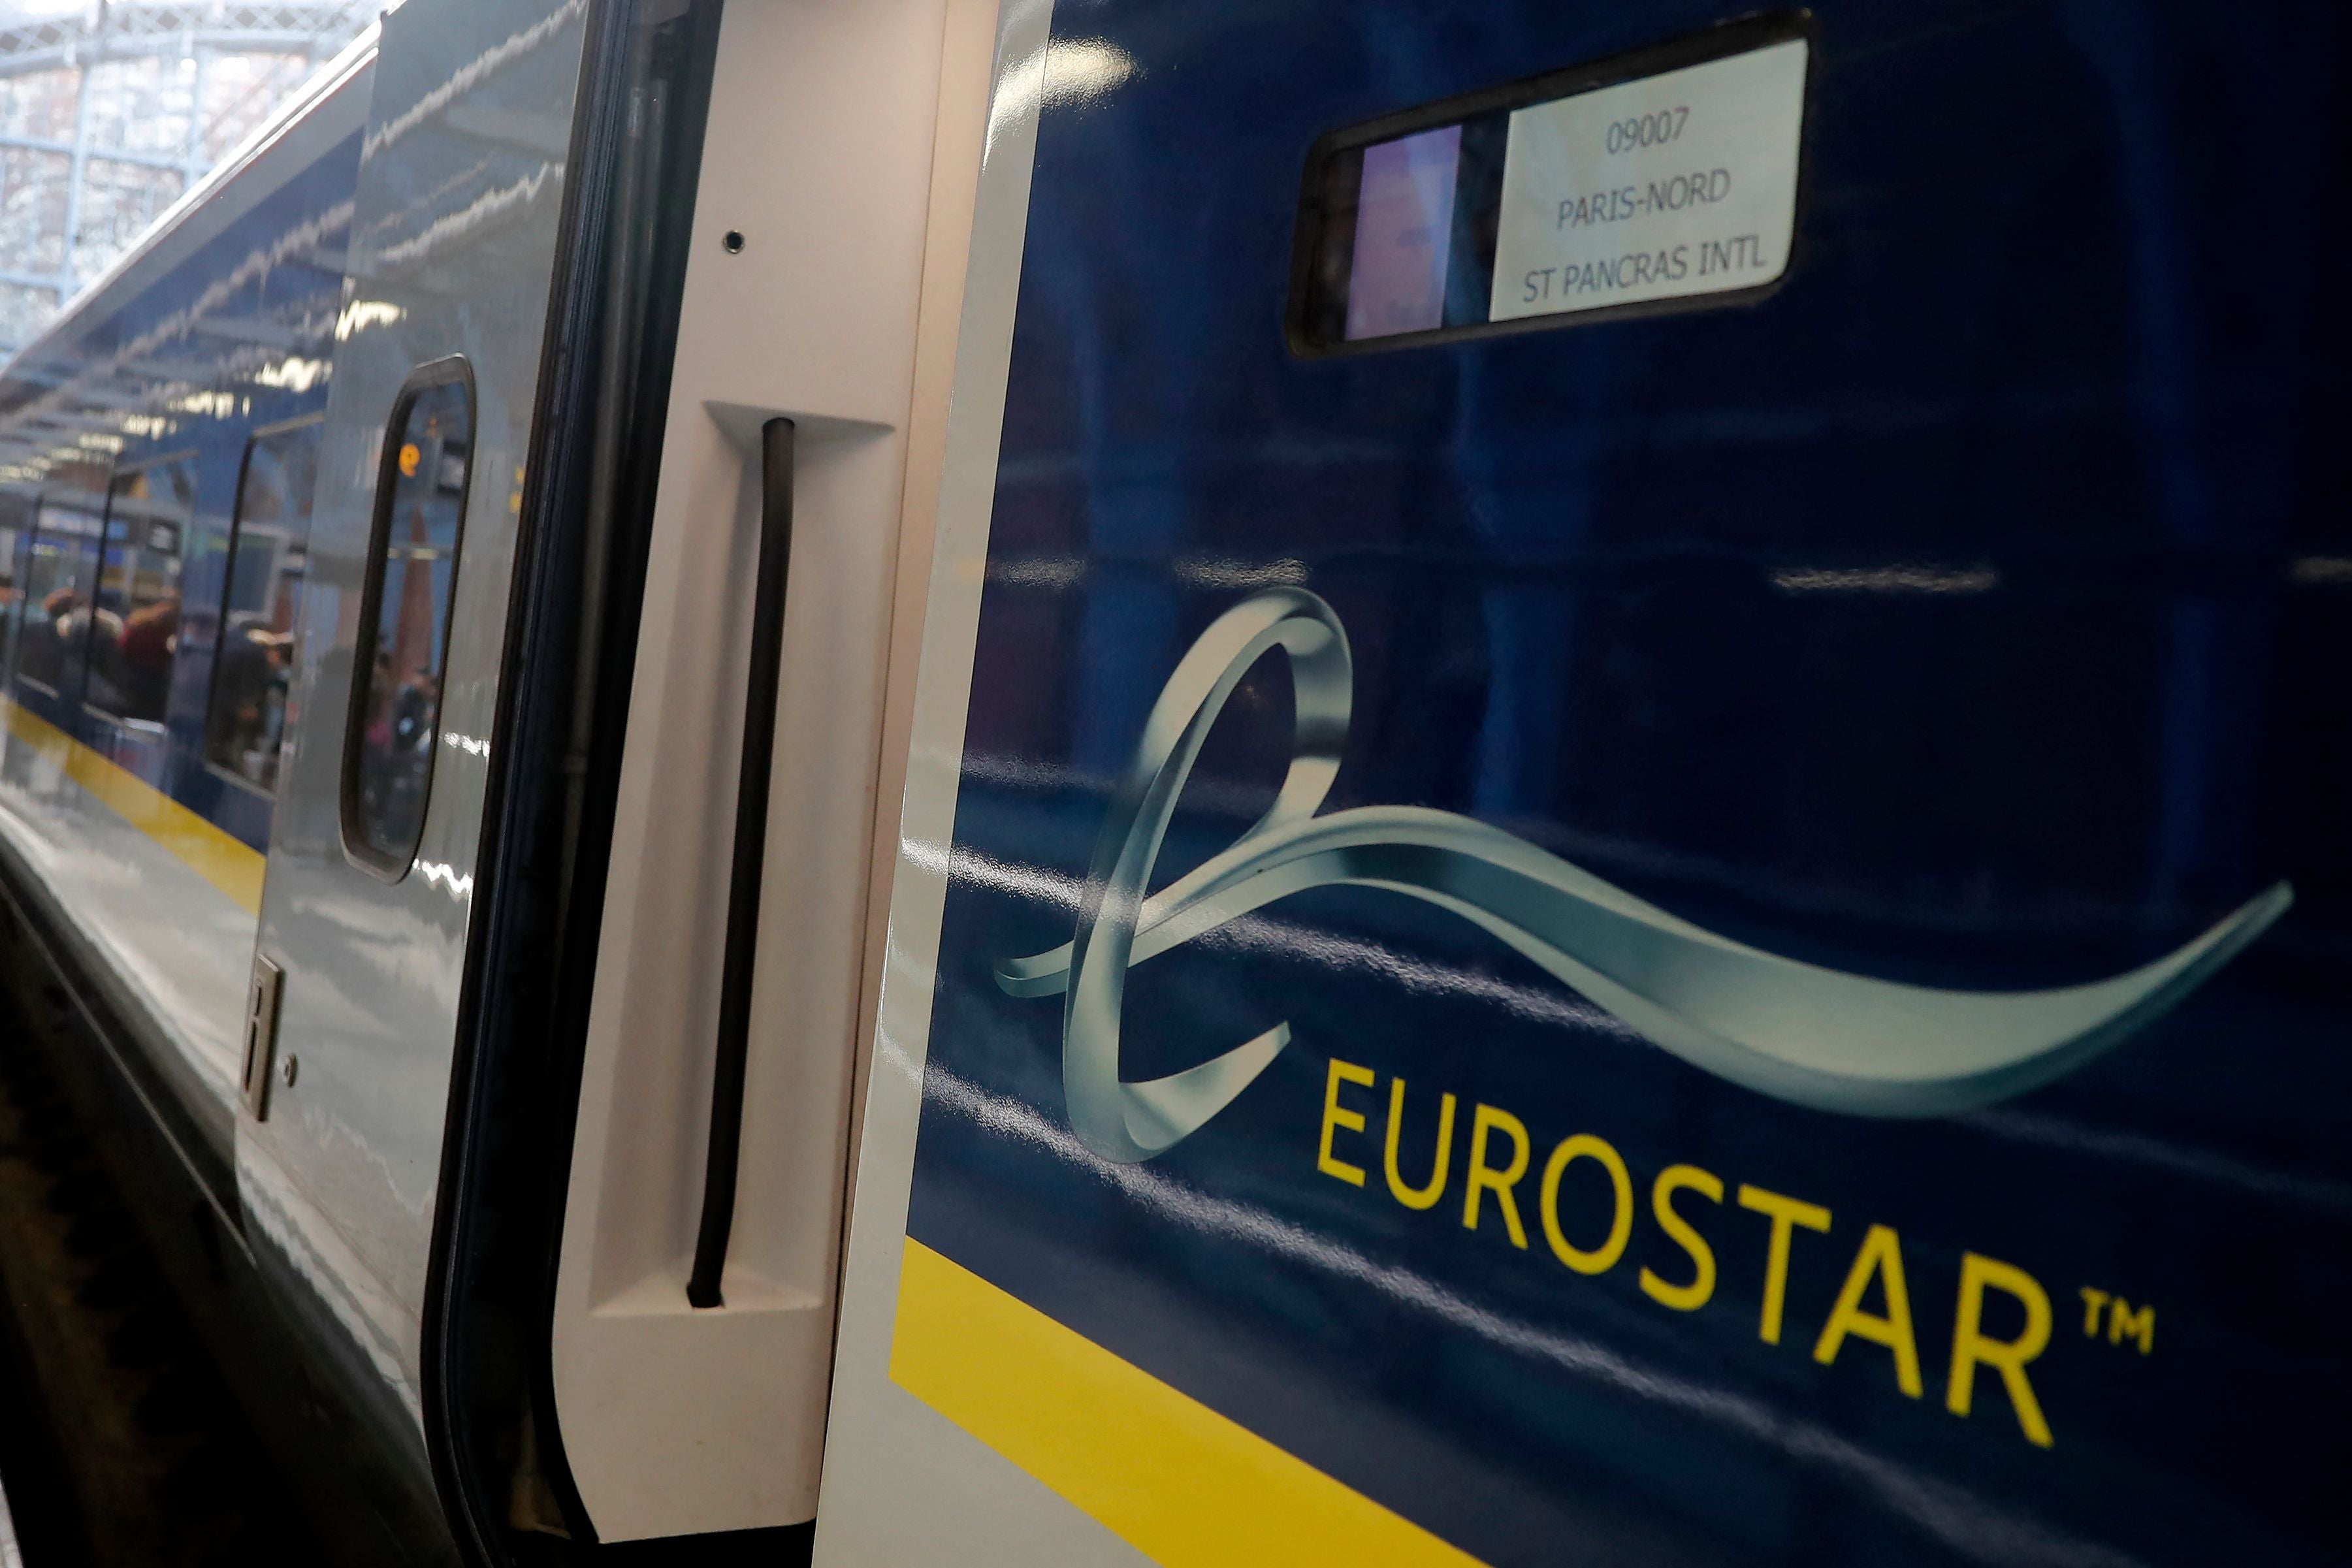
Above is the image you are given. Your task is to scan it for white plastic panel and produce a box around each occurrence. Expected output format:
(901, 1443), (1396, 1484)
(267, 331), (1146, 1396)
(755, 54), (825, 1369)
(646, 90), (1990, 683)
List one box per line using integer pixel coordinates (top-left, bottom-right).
(549, 0), (973, 1538)
(805, 1), (1161, 1560)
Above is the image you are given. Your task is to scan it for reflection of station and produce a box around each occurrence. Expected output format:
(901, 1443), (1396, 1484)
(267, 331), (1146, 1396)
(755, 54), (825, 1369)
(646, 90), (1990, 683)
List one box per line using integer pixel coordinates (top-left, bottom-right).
(0, 0), (374, 353)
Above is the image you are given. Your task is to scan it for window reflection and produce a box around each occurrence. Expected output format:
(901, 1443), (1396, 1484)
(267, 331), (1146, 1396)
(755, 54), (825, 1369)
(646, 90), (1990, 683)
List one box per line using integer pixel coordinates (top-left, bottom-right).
(88, 458), (195, 727)
(346, 364), (472, 874)
(14, 498), (102, 695)
(205, 417), (321, 792)
(0, 494), (25, 680)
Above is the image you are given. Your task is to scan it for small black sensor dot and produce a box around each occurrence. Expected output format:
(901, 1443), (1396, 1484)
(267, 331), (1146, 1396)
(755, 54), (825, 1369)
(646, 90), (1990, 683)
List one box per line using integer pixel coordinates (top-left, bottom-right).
(722, 230), (745, 253)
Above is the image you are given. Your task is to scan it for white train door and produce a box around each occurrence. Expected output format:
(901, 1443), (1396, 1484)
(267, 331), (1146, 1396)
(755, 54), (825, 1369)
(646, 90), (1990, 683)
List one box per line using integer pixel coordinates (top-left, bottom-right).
(420, 0), (1005, 1556)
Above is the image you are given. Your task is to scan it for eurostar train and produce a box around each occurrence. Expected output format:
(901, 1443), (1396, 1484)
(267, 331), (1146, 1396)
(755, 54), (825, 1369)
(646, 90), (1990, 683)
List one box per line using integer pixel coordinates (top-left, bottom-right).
(0, 0), (2342, 1563)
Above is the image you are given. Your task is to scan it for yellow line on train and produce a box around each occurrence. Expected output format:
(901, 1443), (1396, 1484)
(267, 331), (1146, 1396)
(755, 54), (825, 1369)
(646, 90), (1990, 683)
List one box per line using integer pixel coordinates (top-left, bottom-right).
(892, 1236), (1487, 1568)
(0, 697), (265, 916)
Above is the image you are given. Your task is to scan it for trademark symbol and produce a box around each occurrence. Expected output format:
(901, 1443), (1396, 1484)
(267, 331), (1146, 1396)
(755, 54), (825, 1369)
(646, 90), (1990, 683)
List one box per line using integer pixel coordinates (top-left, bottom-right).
(2078, 1288), (2154, 1354)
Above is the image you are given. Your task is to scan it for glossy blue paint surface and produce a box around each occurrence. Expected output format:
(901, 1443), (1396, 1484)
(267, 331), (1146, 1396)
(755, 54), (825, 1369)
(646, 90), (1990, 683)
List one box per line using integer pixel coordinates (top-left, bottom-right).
(907, 2), (2349, 1563)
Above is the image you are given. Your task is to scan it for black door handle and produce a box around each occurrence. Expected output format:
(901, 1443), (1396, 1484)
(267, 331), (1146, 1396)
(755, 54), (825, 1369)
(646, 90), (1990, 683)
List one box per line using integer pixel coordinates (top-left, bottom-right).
(688, 416), (794, 1309)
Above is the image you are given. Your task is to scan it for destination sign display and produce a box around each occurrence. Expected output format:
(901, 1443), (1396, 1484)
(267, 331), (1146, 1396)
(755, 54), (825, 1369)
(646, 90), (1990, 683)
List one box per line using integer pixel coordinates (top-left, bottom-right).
(1489, 39), (1807, 321)
(1289, 24), (1812, 353)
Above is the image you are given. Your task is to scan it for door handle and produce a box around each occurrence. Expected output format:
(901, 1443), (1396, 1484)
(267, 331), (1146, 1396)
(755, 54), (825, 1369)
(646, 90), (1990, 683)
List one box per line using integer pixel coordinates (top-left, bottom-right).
(687, 416), (794, 1309)
(241, 953), (285, 1119)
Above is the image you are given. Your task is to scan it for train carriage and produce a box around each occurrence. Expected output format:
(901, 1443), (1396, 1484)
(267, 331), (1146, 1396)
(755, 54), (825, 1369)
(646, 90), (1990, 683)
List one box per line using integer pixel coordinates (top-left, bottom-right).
(0, 0), (2342, 1565)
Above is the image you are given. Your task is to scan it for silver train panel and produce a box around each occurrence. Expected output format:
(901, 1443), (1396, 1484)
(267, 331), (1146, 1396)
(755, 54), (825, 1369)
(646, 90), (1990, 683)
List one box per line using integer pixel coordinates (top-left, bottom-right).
(0, 743), (250, 1125)
(242, 0), (592, 1457)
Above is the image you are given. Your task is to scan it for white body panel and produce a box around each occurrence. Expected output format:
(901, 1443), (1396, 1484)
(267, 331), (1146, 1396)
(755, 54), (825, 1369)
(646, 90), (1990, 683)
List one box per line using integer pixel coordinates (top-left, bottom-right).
(812, 3), (1152, 1563)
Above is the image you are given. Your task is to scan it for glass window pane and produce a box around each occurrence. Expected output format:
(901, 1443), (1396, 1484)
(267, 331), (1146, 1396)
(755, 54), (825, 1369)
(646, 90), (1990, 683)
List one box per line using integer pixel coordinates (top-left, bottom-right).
(205, 419), (321, 792)
(88, 456), (195, 726)
(13, 496), (101, 694)
(346, 366), (472, 874)
(0, 493), (25, 675)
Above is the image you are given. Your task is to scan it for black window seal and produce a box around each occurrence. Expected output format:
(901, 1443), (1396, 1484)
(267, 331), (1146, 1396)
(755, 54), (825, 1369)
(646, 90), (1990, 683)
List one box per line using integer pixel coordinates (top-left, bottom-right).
(81, 447), (197, 729)
(340, 354), (476, 883)
(202, 411), (327, 801)
(419, 0), (732, 1553)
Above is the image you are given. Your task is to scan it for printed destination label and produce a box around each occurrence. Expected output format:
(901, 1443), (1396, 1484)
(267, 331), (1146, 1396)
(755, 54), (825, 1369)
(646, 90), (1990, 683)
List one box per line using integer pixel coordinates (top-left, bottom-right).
(1489, 37), (1807, 322)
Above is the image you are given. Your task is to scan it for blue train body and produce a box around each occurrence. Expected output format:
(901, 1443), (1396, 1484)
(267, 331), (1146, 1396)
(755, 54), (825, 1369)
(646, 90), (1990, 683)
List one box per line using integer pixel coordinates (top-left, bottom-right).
(881, 3), (2352, 1564)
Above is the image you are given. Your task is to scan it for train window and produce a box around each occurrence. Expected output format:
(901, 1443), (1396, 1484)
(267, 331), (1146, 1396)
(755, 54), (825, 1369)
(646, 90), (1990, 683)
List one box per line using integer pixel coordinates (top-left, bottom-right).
(204, 417), (323, 794)
(12, 496), (102, 697)
(0, 493), (27, 684)
(1287, 13), (1811, 354)
(86, 455), (196, 729)
(342, 358), (474, 878)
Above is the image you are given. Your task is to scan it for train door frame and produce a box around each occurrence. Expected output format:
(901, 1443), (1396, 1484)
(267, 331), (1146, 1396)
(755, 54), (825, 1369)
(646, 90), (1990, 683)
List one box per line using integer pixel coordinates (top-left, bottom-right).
(420, 0), (1007, 1555)
(415, 0), (737, 1556)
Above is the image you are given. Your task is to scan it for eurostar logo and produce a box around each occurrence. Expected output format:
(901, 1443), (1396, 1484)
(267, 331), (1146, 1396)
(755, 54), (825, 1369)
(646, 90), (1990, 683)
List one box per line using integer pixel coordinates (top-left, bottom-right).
(997, 588), (2292, 1163)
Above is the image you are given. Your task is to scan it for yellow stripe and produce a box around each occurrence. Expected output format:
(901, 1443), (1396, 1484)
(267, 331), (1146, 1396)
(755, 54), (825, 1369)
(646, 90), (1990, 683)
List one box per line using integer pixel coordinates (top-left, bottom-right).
(890, 1237), (1485, 1568)
(1, 697), (265, 915)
